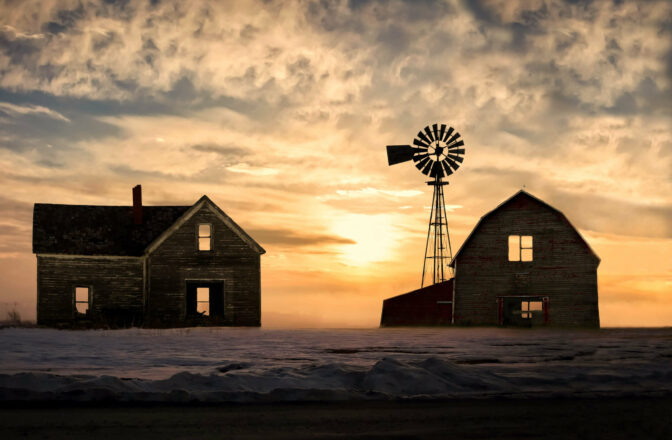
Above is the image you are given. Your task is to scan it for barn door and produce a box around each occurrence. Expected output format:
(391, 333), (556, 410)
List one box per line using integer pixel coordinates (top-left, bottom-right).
(502, 298), (531, 327)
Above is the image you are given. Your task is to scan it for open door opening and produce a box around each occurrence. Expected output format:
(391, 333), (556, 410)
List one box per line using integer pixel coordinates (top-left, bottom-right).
(186, 281), (224, 318)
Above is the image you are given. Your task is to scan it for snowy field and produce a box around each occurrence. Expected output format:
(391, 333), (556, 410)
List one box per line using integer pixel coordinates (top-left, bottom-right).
(0, 327), (670, 402)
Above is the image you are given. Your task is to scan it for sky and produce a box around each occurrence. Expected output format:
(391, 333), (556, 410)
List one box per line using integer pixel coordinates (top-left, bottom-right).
(0, 0), (670, 327)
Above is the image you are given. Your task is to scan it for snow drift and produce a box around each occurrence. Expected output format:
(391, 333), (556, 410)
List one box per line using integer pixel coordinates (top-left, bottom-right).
(0, 327), (670, 402)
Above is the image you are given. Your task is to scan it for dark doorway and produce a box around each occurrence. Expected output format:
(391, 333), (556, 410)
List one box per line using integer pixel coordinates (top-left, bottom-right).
(499, 296), (547, 327)
(186, 281), (224, 317)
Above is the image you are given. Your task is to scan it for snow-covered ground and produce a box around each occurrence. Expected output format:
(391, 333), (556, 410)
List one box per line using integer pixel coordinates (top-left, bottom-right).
(0, 327), (670, 402)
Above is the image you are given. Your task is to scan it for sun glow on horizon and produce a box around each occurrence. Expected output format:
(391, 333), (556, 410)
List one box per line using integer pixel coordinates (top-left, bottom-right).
(331, 213), (398, 267)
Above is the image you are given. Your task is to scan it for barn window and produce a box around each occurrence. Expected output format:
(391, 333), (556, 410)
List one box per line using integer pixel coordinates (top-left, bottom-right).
(75, 287), (90, 314)
(521, 300), (543, 318)
(508, 235), (533, 261)
(198, 224), (212, 251)
(197, 287), (210, 315)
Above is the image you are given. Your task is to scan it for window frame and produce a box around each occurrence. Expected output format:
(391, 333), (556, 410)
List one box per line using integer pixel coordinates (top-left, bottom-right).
(196, 287), (210, 316)
(521, 300), (543, 319)
(73, 286), (91, 316)
(508, 235), (533, 262)
(197, 223), (213, 252)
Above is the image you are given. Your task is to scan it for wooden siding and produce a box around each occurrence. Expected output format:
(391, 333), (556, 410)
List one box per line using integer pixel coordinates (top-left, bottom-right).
(145, 204), (261, 327)
(453, 196), (599, 327)
(36, 256), (143, 326)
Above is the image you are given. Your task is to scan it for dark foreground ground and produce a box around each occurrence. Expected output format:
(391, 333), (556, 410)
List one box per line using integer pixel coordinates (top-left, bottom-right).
(1, 397), (671, 440)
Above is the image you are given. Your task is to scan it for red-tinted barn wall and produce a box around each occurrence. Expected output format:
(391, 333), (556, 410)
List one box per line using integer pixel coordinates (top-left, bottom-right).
(380, 280), (453, 326)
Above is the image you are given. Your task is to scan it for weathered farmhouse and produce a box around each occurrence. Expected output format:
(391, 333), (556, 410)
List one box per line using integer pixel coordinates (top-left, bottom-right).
(381, 190), (600, 328)
(33, 186), (265, 328)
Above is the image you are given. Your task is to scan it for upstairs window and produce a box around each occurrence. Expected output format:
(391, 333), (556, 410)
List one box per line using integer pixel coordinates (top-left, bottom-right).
(508, 235), (533, 261)
(75, 287), (90, 314)
(198, 224), (212, 251)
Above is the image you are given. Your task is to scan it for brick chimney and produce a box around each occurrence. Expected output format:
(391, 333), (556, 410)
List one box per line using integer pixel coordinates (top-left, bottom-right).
(132, 184), (142, 225)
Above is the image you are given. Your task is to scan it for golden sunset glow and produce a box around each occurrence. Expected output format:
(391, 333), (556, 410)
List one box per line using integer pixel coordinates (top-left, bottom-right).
(0, 0), (670, 327)
(331, 213), (397, 266)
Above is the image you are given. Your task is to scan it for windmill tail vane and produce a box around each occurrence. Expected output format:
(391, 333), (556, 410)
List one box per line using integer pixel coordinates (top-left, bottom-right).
(386, 123), (466, 287)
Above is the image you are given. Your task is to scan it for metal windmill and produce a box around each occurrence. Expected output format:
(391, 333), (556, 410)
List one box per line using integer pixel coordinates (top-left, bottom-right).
(386, 124), (466, 287)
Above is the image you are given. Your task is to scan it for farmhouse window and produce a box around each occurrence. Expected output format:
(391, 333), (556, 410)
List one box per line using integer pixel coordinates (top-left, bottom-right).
(198, 224), (212, 251)
(197, 287), (210, 315)
(75, 287), (90, 314)
(508, 235), (533, 261)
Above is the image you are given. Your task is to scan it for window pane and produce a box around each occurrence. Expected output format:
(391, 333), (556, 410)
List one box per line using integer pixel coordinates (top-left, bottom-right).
(197, 302), (209, 315)
(529, 301), (543, 311)
(75, 287), (89, 303)
(199, 237), (211, 251)
(521, 248), (533, 261)
(521, 301), (529, 312)
(196, 288), (209, 315)
(521, 235), (533, 248)
(508, 235), (520, 261)
(198, 224), (211, 237)
(197, 288), (210, 302)
(75, 302), (89, 314)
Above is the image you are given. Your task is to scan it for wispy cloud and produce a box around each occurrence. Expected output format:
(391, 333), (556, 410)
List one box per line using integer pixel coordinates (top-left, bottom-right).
(0, 102), (70, 122)
(226, 163), (279, 176)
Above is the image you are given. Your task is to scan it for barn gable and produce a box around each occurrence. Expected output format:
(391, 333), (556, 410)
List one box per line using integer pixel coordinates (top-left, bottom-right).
(450, 190), (600, 267)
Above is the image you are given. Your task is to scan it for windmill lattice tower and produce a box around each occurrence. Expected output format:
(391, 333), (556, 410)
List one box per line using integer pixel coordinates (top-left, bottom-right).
(386, 123), (466, 287)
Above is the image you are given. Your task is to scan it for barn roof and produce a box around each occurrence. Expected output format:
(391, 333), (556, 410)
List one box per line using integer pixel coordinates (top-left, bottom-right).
(33, 196), (265, 256)
(449, 190), (600, 267)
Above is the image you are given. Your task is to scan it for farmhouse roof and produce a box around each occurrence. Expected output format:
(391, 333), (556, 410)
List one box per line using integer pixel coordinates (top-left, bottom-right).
(33, 204), (189, 256)
(33, 196), (265, 256)
(449, 190), (600, 267)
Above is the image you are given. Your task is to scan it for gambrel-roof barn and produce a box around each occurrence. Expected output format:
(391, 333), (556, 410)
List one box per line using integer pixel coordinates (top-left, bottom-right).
(450, 190), (600, 327)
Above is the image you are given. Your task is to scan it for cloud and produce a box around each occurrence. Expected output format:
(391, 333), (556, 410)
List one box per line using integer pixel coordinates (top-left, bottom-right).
(247, 228), (356, 247)
(0, 102), (70, 122)
(332, 188), (423, 198)
(191, 143), (248, 157)
(0, 25), (45, 40)
(226, 163), (279, 176)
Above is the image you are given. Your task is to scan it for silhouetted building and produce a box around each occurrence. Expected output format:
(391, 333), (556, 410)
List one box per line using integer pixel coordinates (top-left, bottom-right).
(380, 280), (453, 326)
(33, 186), (265, 328)
(381, 190), (600, 328)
